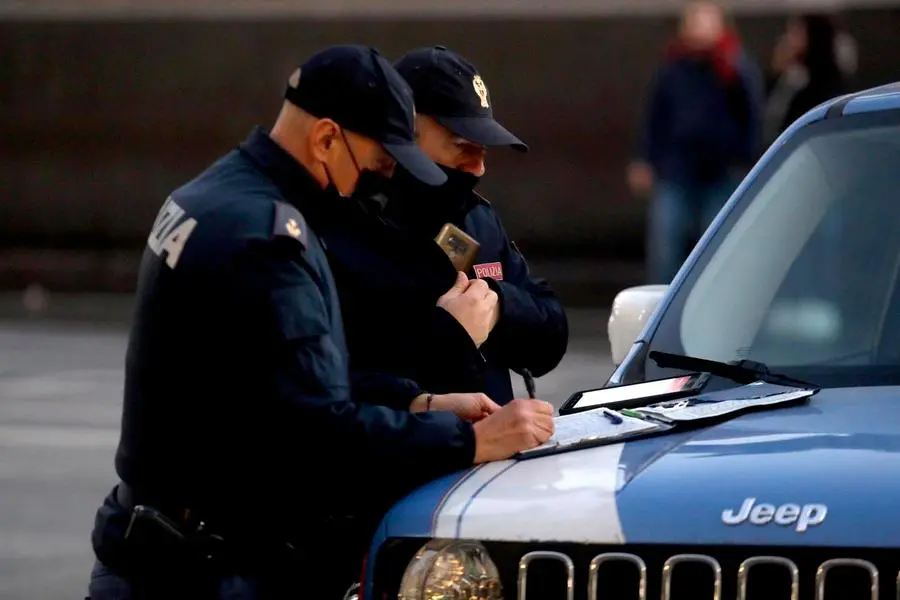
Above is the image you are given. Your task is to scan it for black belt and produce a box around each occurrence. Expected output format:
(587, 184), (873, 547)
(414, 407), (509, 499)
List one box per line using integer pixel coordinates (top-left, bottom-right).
(115, 481), (306, 571)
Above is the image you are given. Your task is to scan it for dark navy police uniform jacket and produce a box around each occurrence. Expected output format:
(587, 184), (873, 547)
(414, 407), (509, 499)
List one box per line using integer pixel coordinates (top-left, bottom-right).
(90, 128), (476, 591)
(310, 170), (569, 407)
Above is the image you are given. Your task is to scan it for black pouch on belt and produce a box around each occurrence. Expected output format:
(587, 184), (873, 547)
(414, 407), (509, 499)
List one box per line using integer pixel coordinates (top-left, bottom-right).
(122, 504), (226, 577)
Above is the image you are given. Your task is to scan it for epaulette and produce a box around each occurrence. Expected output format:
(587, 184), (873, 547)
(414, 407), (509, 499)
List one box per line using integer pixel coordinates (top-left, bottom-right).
(272, 201), (309, 249)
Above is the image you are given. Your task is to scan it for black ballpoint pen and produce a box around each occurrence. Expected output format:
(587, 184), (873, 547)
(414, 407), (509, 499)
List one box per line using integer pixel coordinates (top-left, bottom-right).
(522, 369), (536, 399)
(602, 409), (623, 425)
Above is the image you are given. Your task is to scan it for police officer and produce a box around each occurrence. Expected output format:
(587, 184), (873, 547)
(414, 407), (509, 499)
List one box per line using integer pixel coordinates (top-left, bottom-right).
(316, 45), (568, 407)
(85, 45), (555, 600)
(389, 45), (569, 404)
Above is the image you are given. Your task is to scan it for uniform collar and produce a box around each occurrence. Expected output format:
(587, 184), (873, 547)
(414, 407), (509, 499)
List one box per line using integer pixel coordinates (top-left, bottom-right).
(238, 126), (326, 213)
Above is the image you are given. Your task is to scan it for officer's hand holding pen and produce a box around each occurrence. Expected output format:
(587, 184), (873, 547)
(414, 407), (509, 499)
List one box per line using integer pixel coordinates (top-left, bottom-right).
(471, 398), (555, 463)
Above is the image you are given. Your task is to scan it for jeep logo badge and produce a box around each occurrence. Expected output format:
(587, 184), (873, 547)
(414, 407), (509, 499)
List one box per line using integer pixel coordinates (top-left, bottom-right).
(722, 498), (827, 532)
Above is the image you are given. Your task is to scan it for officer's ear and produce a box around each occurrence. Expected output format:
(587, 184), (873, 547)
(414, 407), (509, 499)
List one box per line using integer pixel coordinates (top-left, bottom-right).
(309, 118), (341, 162)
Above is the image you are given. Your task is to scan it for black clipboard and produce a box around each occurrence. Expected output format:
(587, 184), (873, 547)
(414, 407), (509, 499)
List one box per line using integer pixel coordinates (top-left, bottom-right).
(516, 416), (676, 460)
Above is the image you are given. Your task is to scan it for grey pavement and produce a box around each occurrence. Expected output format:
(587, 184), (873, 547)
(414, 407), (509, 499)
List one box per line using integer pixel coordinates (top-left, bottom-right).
(0, 305), (614, 599)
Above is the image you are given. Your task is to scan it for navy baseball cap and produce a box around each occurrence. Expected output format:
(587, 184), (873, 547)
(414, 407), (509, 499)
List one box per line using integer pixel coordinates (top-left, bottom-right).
(284, 45), (447, 186)
(394, 46), (528, 152)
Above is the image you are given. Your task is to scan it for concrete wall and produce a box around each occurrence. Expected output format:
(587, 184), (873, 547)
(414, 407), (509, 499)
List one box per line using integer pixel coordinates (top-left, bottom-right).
(2, 9), (900, 288)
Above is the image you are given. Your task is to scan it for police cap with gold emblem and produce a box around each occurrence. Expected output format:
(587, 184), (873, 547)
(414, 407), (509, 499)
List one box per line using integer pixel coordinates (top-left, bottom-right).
(394, 45), (528, 152)
(285, 44), (448, 186)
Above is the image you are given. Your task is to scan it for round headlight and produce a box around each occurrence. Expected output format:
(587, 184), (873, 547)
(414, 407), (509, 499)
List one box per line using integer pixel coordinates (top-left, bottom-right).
(398, 539), (503, 600)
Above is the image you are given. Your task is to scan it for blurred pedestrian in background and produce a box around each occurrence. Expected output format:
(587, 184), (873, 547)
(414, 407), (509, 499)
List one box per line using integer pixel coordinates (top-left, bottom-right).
(834, 18), (859, 81)
(628, 0), (764, 284)
(763, 14), (854, 303)
(763, 13), (851, 147)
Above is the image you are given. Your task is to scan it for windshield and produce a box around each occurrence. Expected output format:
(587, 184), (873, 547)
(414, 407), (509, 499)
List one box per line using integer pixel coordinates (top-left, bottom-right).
(646, 109), (900, 388)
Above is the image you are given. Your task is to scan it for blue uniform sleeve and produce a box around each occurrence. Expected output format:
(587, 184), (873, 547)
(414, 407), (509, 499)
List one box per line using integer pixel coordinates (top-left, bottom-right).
(353, 304), (487, 396)
(350, 368), (423, 411)
(409, 306), (488, 390)
(480, 214), (569, 378)
(235, 236), (476, 479)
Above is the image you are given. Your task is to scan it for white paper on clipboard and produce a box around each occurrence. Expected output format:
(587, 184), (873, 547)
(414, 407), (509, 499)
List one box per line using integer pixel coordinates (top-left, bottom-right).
(520, 409), (666, 457)
(633, 385), (815, 423)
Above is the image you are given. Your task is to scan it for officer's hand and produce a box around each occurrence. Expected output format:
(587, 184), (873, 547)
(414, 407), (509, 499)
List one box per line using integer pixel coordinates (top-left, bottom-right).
(410, 393), (499, 421)
(486, 291), (501, 330)
(627, 161), (655, 197)
(437, 272), (499, 347)
(433, 393), (501, 422)
(471, 399), (555, 463)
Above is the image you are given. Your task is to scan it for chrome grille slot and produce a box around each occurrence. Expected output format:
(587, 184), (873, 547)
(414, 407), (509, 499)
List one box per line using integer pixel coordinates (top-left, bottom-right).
(661, 554), (722, 600)
(815, 558), (879, 600)
(738, 556), (800, 600)
(589, 552), (647, 600)
(517, 551), (574, 600)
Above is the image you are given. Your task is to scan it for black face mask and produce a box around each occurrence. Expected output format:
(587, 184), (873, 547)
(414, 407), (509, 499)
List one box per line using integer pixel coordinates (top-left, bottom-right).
(438, 164), (481, 196)
(386, 164), (481, 229)
(322, 130), (391, 214)
(352, 169), (392, 214)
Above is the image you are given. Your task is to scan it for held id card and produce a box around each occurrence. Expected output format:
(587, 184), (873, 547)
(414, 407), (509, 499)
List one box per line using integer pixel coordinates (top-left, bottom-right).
(435, 223), (481, 273)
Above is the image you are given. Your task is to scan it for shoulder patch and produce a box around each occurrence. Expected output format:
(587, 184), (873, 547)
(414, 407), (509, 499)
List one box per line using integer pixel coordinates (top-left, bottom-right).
(272, 201), (309, 248)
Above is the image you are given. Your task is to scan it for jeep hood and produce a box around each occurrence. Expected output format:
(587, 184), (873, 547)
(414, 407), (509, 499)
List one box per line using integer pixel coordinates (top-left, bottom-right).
(378, 385), (900, 549)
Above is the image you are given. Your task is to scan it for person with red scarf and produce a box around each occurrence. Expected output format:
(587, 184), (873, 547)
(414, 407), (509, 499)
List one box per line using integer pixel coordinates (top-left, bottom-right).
(628, 1), (764, 284)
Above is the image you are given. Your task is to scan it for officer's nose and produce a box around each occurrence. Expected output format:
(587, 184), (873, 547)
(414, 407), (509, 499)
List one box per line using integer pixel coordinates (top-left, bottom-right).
(460, 158), (486, 177)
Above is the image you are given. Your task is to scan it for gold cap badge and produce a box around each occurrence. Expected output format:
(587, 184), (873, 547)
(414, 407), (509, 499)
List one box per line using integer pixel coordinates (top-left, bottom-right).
(472, 75), (490, 109)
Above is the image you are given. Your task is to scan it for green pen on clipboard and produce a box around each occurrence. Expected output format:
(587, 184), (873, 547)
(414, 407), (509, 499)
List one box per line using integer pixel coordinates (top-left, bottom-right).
(621, 407), (673, 425)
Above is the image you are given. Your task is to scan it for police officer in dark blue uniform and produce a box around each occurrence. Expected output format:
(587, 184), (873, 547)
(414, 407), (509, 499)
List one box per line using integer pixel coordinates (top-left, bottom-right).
(313, 45), (569, 408)
(85, 45), (555, 600)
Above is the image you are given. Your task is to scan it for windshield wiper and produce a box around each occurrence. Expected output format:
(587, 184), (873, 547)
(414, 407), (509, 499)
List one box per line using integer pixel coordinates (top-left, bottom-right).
(648, 351), (819, 390)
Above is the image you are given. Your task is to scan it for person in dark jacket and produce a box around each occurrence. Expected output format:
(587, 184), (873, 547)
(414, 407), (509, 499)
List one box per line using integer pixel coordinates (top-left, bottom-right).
(628, 1), (764, 284)
(84, 45), (554, 600)
(315, 45), (568, 409)
(762, 13), (849, 302)
(764, 13), (848, 146)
